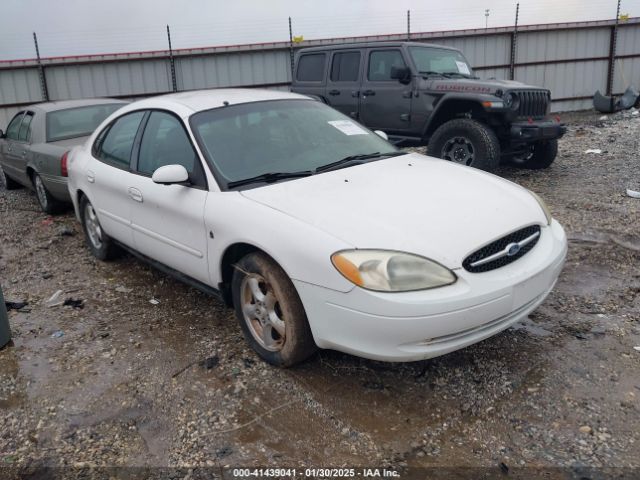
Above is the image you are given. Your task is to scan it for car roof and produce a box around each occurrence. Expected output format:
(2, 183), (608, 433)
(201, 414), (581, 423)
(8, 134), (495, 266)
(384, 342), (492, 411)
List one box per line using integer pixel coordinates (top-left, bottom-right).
(115, 89), (310, 118)
(298, 41), (460, 54)
(28, 98), (128, 112)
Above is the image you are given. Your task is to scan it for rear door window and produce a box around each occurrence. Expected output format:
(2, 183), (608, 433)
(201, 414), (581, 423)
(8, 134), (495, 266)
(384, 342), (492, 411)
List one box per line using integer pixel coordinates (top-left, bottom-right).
(5, 112), (24, 141)
(296, 53), (326, 82)
(330, 51), (361, 82)
(94, 111), (145, 168)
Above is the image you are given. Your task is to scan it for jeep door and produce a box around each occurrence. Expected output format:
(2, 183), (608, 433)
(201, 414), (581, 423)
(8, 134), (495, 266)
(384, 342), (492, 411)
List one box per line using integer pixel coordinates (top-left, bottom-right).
(324, 50), (362, 119)
(359, 48), (413, 134)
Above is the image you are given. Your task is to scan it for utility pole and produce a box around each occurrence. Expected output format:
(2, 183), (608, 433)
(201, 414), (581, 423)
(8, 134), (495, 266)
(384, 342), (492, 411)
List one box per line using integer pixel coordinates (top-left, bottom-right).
(606, 0), (622, 102)
(407, 10), (411, 41)
(288, 17), (294, 79)
(32, 32), (49, 102)
(485, 9), (490, 29)
(167, 25), (178, 93)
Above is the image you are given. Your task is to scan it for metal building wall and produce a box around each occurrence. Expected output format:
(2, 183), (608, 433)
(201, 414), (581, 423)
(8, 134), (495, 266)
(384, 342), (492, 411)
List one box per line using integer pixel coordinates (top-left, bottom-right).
(1, 18), (639, 127)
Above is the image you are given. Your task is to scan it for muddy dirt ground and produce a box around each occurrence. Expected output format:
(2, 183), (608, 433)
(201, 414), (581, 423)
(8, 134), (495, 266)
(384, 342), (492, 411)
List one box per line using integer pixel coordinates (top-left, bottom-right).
(0, 109), (639, 478)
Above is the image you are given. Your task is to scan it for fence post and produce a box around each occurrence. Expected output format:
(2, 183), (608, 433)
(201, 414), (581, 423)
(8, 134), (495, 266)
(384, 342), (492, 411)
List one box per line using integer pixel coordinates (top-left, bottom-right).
(407, 10), (411, 41)
(32, 32), (49, 102)
(509, 3), (520, 81)
(606, 0), (621, 103)
(288, 17), (295, 80)
(167, 25), (178, 93)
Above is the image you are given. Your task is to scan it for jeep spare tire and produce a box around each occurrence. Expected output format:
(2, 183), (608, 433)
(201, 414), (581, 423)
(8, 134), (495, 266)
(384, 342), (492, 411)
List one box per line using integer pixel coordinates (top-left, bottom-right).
(427, 118), (500, 173)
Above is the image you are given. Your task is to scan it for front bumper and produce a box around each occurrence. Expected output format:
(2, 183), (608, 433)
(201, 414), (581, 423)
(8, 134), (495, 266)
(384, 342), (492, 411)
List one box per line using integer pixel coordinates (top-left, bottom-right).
(509, 121), (567, 143)
(294, 220), (567, 362)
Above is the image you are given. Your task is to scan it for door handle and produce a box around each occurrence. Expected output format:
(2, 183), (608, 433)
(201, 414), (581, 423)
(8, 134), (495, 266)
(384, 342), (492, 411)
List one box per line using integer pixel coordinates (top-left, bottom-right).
(362, 90), (376, 96)
(87, 171), (95, 183)
(127, 187), (143, 203)
(351, 91), (360, 98)
(328, 89), (340, 96)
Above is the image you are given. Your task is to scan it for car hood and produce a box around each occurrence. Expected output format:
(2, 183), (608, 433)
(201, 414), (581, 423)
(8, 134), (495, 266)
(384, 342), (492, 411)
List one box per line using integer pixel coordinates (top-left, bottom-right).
(424, 78), (549, 95)
(240, 153), (547, 269)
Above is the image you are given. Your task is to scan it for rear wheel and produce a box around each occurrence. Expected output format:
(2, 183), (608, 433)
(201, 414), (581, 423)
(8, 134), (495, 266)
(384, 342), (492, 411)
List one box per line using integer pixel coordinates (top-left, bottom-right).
(0, 166), (21, 190)
(80, 196), (120, 260)
(232, 252), (317, 367)
(33, 173), (62, 214)
(427, 118), (500, 172)
(509, 139), (558, 169)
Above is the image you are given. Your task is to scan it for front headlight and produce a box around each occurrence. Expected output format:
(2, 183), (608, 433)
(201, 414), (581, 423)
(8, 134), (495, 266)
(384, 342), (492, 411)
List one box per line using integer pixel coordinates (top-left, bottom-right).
(331, 250), (457, 292)
(529, 190), (552, 225)
(504, 91), (520, 110)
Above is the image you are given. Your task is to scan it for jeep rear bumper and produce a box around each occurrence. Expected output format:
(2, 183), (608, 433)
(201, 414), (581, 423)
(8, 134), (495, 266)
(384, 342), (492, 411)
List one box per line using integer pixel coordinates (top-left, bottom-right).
(509, 121), (567, 143)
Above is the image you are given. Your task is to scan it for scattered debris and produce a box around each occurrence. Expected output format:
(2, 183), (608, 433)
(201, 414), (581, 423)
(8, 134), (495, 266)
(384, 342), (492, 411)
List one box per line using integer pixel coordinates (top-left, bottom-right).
(579, 425), (593, 434)
(51, 330), (64, 338)
(626, 189), (640, 199)
(594, 86), (640, 113)
(149, 298), (160, 305)
(200, 355), (220, 370)
(115, 286), (133, 294)
(585, 149), (602, 154)
(633, 346), (640, 352)
(46, 290), (65, 308)
(57, 226), (74, 237)
(63, 298), (84, 309)
(4, 301), (28, 311)
(499, 462), (509, 474)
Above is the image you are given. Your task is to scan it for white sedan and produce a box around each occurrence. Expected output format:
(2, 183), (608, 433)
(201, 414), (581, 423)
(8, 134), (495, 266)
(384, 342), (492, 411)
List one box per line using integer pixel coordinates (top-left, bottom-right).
(67, 89), (567, 366)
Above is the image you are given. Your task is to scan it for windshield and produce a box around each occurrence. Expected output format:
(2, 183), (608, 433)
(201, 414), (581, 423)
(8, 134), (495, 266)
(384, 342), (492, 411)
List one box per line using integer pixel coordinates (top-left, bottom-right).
(190, 99), (398, 188)
(47, 104), (124, 142)
(409, 46), (474, 77)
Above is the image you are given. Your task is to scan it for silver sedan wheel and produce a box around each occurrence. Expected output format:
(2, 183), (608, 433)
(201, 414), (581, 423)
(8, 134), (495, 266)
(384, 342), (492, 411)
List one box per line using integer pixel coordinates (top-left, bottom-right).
(84, 203), (103, 250)
(34, 175), (48, 210)
(240, 274), (286, 352)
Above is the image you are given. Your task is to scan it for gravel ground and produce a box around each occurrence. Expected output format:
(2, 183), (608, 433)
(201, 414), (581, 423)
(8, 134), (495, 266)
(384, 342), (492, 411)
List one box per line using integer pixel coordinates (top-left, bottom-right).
(0, 109), (639, 478)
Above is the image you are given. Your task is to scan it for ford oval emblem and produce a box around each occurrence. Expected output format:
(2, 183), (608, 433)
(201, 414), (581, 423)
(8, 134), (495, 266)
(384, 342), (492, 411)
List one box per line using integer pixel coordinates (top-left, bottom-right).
(506, 243), (521, 257)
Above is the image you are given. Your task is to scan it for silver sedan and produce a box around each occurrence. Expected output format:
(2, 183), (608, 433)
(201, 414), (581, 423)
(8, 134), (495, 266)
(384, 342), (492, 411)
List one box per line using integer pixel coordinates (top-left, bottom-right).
(0, 98), (126, 213)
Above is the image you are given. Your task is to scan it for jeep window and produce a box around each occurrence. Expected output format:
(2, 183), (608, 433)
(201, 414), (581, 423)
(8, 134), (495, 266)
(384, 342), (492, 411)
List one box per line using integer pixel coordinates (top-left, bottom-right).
(296, 54), (326, 82)
(368, 50), (407, 82)
(409, 46), (473, 77)
(330, 51), (361, 82)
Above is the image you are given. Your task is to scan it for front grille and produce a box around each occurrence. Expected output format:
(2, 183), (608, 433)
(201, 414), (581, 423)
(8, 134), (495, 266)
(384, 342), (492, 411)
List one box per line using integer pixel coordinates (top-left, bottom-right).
(463, 225), (541, 273)
(514, 90), (550, 119)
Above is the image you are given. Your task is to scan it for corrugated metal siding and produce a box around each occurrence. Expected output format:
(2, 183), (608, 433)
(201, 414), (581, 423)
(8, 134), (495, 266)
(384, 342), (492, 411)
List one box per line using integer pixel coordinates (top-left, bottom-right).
(176, 50), (290, 90)
(2, 19), (640, 129)
(0, 68), (43, 104)
(46, 59), (172, 100)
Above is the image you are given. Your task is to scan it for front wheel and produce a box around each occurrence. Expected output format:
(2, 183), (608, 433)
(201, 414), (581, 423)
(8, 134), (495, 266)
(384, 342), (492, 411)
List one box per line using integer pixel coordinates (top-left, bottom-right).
(509, 139), (558, 169)
(80, 196), (120, 260)
(427, 118), (500, 172)
(0, 166), (21, 190)
(231, 252), (317, 367)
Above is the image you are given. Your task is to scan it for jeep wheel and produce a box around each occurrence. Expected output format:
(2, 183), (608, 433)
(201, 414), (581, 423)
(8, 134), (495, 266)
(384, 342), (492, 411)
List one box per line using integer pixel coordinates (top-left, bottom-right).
(509, 139), (558, 169)
(427, 119), (500, 172)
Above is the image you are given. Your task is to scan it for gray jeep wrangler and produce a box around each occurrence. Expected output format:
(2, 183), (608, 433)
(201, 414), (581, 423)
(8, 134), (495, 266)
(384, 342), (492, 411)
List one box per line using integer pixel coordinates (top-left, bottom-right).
(291, 41), (566, 172)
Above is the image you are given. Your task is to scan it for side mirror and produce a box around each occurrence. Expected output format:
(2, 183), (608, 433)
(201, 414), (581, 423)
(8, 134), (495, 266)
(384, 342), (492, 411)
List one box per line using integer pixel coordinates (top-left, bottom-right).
(374, 130), (389, 141)
(152, 164), (189, 185)
(390, 66), (412, 84)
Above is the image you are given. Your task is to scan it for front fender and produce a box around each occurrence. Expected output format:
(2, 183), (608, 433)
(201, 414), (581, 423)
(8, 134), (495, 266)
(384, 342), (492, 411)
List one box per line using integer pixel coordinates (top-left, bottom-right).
(421, 93), (506, 137)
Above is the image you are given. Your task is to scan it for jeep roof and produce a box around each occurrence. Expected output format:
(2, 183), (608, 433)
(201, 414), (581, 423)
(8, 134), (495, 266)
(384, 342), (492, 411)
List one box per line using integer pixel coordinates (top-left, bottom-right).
(296, 41), (460, 54)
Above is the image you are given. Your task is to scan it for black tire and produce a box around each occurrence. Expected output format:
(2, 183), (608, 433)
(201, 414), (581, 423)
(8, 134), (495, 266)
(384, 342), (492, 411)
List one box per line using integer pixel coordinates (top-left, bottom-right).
(231, 252), (317, 367)
(509, 139), (558, 169)
(79, 195), (120, 260)
(427, 118), (500, 172)
(0, 166), (21, 190)
(33, 173), (63, 214)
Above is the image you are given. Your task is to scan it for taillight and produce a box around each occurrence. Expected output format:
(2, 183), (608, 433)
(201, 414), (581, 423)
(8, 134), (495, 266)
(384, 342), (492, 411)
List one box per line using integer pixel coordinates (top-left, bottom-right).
(61, 151), (69, 177)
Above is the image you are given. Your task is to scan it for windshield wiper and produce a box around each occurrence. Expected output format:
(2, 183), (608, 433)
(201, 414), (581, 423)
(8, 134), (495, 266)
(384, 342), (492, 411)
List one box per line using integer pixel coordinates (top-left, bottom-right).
(315, 151), (403, 173)
(227, 170), (313, 188)
(419, 71), (447, 78)
(443, 72), (477, 79)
